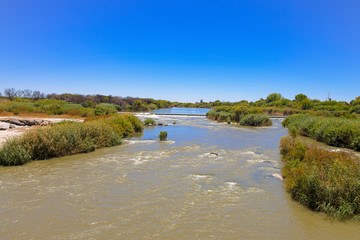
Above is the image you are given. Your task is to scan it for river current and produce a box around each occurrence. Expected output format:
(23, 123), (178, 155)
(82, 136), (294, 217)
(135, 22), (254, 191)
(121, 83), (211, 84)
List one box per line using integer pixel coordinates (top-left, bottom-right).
(1, 108), (360, 239)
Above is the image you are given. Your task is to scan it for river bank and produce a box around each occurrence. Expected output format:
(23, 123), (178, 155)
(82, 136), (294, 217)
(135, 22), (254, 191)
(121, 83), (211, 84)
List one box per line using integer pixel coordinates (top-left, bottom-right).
(0, 114), (143, 166)
(0, 116), (84, 146)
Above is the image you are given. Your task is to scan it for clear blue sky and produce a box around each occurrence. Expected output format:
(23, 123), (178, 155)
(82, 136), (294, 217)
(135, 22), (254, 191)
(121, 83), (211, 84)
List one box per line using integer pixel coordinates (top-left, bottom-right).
(0, 0), (359, 102)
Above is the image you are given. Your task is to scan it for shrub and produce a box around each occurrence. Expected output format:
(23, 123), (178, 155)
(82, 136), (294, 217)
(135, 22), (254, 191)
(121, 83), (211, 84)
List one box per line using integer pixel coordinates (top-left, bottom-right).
(283, 114), (360, 151)
(239, 114), (272, 126)
(0, 114), (143, 166)
(280, 136), (360, 219)
(144, 118), (156, 126)
(159, 131), (167, 141)
(94, 104), (117, 116)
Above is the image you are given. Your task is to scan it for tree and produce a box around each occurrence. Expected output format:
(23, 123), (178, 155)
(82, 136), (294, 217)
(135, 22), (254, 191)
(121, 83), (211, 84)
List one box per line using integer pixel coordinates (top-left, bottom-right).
(266, 93), (282, 103)
(300, 99), (312, 110)
(295, 93), (308, 102)
(23, 89), (33, 98)
(32, 91), (42, 100)
(4, 88), (16, 99)
(16, 90), (24, 97)
(132, 100), (144, 111)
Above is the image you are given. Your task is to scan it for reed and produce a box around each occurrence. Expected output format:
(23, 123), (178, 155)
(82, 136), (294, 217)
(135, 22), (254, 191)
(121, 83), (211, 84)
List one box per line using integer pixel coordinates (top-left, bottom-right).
(283, 114), (360, 151)
(0, 114), (143, 166)
(280, 136), (360, 219)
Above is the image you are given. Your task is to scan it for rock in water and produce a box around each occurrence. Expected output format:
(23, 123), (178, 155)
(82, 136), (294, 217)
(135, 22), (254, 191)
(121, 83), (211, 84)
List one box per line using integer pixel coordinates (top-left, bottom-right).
(208, 152), (218, 158)
(272, 173), (284, 181)
(0, 122), (10, 130)
(8, 119), (25, 126)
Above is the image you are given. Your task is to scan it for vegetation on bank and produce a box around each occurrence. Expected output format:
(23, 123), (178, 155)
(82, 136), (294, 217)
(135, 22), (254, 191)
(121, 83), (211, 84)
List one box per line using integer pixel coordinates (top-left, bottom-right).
(280, 135), (360, 219)
(1, 89), (359, 119)
(144, 118), (156, 126)
(180, 93), (360, 118)
(0, 114), (143, 166)
(0, 88), (172, 117)
(283, 114), (360, 151)
(239, 114), (272, 126)
(206, 107), (272, 126)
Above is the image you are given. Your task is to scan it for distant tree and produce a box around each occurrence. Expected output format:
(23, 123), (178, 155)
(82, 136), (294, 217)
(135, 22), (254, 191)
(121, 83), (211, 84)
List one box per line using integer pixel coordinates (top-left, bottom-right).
(16, 90), (24, 97)
(300, 99), (313, 110)
(82, 100), (96, 108)
(32, 91), (42, 100)
(4, 88), (16, 99)
(295, 93), (308, 102)
(266, 93), (282, 103)
(200, 99), (203, 103)
(23, 89), (33, 98)
(132, 100), (144, 111)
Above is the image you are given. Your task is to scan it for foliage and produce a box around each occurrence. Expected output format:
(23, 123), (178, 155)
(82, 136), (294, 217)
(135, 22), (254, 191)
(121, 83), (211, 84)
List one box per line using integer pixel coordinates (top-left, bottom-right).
(159, 131), (168, 141)
(239, 114), (272, 126)
(266, 93), (282, 103)
(283, 115), (360, 151)
(295, 93), (308, 102)
(280, 136), (360, 219)
(0, 114), (143, 166)
(144, 118), (156, 126)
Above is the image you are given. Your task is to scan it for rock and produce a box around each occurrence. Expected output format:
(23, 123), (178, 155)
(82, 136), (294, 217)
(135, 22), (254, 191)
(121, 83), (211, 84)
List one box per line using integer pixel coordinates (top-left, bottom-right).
(9, 124), (16, 129)
(208, 152), (218, 158)
(8, 119), (26, 126)
(158, 123), (163, 126)
(0, 122), (10, 130)
(272, 173), (284, 181)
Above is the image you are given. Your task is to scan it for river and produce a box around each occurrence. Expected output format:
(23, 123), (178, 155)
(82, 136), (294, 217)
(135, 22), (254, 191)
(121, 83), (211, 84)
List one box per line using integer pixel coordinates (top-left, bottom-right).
(1, 108), (360, 239)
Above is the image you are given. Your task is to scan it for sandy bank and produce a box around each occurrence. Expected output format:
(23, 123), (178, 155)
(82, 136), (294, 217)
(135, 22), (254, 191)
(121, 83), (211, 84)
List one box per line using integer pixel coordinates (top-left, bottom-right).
(0, 116), (83, 147)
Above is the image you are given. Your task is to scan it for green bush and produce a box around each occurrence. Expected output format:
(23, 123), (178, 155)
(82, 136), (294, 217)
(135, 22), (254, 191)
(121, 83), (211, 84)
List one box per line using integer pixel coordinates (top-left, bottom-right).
(159, 131), (167, 141)
(0, 114), (143, 166)
(283, 114), (360, 151)
(144, 118), (156, 126)
(239, 114), (272, 126)
(94, 103), (118, 116)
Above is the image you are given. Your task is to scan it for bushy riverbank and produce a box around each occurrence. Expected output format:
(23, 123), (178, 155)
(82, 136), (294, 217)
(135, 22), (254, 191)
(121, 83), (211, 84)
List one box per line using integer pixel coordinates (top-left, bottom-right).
(280, 136), (360, 219)
(207, 107), (272, 126)
(0, 114), (143, 166)
(283, 114), (360, 151)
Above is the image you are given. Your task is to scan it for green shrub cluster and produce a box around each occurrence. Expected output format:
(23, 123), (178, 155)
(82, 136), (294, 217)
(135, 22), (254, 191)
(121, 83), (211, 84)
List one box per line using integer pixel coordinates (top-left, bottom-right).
(0, 114), (143, 166)
(239, 114), (272, 126)
(144, 118), (156, 126)
(159, 131), (168, 141)
(283, 114), (360, 151)
(206, 106), (263, 123)
(280, 136), (360, 219)
(0, 100), (124, 117)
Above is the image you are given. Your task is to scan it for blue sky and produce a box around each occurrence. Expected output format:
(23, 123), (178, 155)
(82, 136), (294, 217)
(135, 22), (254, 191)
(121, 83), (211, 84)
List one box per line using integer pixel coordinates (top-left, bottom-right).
(0, 0), (359, 102)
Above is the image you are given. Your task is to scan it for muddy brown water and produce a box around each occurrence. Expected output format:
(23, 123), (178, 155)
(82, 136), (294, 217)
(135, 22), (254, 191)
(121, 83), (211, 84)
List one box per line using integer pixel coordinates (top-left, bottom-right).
(1, 112), (360, 239)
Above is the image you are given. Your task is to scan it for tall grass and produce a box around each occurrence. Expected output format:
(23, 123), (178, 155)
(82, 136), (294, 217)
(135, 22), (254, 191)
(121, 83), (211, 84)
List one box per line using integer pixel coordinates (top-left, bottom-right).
(0, 114), (143, 166)
(283, 114), (360, 151)
(280, 136), (360, 219)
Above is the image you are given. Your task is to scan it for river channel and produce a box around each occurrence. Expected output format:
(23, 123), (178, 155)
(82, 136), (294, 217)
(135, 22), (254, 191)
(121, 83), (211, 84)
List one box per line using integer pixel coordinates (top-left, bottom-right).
(1, 108), (360, 239)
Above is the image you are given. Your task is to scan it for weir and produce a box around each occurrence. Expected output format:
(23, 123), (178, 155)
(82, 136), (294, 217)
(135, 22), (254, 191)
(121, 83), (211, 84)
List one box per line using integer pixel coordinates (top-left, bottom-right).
(125, 112), (287, 119)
